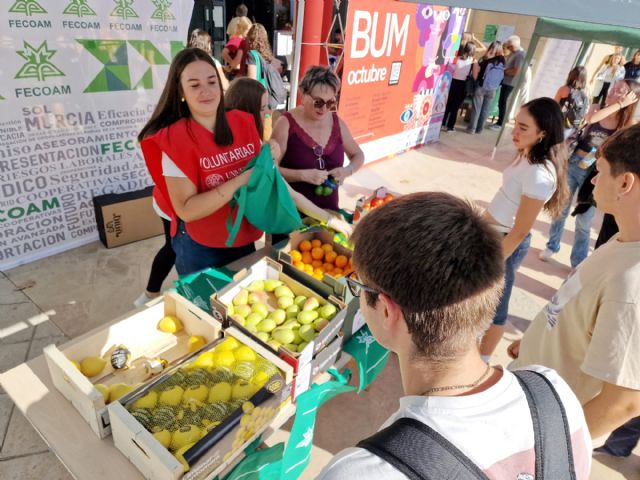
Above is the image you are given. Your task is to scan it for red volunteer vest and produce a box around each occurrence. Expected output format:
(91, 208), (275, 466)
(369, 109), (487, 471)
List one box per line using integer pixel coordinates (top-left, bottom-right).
(142, 110), (262, 248)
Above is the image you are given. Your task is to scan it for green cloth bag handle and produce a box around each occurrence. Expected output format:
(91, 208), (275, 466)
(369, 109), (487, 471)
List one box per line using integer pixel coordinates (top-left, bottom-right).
(226, 178), (249, 247)
(249, 50), (266, 88)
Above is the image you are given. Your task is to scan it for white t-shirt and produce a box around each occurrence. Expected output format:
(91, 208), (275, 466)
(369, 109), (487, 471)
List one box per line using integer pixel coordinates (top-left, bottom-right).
(317, 366), (591, 480)
(487, 157), (556, 229)
(452, 57), (474, 81)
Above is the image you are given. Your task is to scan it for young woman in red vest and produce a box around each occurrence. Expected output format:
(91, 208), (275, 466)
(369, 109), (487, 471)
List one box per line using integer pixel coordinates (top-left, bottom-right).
(140, 48), (262, 276)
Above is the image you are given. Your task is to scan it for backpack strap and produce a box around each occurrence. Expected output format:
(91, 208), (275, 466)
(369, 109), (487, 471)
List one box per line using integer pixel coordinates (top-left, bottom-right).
(513, 370), (577, 480)
(249, 50), (266, 87)
(357, 417), (489, 480)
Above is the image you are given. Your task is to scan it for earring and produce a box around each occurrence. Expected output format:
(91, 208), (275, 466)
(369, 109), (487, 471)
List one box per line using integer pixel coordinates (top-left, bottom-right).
(181, 97), (185, 102)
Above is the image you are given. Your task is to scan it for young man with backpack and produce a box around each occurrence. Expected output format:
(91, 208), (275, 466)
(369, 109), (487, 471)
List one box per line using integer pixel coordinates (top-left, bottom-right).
(465, 41), (505, 134)
(317, 192), (591, 480)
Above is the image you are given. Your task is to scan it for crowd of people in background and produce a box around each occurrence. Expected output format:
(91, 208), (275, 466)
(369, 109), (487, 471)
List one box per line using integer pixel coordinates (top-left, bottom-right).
(133, 13), (640, 474)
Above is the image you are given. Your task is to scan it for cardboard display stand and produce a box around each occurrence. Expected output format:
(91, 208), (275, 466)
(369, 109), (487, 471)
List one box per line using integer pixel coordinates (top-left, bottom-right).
(93, 187), (164, 249)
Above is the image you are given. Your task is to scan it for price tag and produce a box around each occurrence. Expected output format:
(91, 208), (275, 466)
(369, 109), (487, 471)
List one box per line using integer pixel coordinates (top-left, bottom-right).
(297, 339), (314, 367)
(294, 362), (312, 397)
(352, 309), (365, 334)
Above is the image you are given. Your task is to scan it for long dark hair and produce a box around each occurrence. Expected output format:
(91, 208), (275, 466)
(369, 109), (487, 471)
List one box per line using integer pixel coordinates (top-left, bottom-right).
(138, 48), (233, 146)
(565, 66), (587, 90)
(225, 77), (266, 138)
(520, 97), (569, 218)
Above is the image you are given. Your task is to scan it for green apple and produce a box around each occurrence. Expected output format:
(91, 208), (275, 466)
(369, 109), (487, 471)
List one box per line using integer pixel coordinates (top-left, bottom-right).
(263, 279), (283, 292)
(268, 309), (286, 325)
(272, 327), (295, 345)
(248, 291), (268, 305)
(313, 317), (329, 332)
(283, 320), (300, 329)
(297, 310), (318, 325)
(283, 343), (298, 353)
(234, 304), (252, 318)
(267, 339), (281, 350)
(251, 303), (269, 319)
(298, 341), (309, 352)
(302, 297), (320, 311)
(256, 332), (270, 342)
(230, 314), (246, 326)
(319, 303), (337, 320)
(299, 324), (317, 342)
(293, 295), (307, 307)
(247, 280), (264, 292)
(277, 296), (294, 309)
(232, 289), (249, 306)
(257, 318), (276, 333)
(274, 286), (294, 298)
(245, 313), (263, 328)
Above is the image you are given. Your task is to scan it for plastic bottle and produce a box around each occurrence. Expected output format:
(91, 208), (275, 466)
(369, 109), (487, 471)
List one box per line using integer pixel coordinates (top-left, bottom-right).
(578, 146), (597, 169)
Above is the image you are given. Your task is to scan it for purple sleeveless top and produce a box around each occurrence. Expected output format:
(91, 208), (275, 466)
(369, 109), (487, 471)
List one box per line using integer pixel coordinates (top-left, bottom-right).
(280, 111), (344, 210)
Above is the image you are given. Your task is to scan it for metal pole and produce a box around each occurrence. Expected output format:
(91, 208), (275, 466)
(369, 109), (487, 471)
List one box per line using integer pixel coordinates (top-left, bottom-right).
(290, 0), (305, 108)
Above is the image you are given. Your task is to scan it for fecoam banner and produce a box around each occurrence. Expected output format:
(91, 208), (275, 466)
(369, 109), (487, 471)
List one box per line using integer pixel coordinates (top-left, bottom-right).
(0, 0), (192, 270)
(338, 0), (467, 163)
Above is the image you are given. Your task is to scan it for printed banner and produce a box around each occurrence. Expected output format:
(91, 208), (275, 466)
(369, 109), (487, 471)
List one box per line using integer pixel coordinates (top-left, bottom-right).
(338, 1), (467, 163)
(0, 0), (192, 270)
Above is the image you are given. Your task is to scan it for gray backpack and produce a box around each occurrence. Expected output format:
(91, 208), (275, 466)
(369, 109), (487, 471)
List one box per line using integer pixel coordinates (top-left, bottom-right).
(357, 370), (577, 480)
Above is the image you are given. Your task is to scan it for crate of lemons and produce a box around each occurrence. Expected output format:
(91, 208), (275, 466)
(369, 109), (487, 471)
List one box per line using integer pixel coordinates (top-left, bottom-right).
(122, 337), (284, 472)
(227, 279), (338, 355)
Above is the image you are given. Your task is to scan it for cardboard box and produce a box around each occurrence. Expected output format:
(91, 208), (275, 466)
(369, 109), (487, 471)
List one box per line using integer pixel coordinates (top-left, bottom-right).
(43, 292), (221, 438)
(108, 327), (294, 480)
(210, 257), (347, 397)
(93, 186), (163, 248)
(353, 186), (400, 224)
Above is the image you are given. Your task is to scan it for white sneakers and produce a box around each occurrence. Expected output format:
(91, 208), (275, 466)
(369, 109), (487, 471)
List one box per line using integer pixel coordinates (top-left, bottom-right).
(538, 248), (555, 262)
(133, 292), (161, 308)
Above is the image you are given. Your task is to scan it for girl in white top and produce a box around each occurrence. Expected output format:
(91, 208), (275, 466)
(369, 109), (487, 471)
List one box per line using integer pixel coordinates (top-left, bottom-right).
(593, 53), (625, 107)
(442, 43), (477, 131)
(479, 97), (569, 358)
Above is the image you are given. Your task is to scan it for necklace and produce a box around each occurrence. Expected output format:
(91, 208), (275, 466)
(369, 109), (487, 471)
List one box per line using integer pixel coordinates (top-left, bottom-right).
(313, 145), (325, 169)
(421, 364), (492, 396)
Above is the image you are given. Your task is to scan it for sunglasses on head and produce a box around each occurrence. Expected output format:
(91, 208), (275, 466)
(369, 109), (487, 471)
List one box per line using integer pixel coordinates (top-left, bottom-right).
(310, 96), (337, 110)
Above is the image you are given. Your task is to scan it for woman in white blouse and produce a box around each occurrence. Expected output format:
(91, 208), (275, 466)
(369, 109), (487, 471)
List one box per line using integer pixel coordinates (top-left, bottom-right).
(479, 97), (569, 358)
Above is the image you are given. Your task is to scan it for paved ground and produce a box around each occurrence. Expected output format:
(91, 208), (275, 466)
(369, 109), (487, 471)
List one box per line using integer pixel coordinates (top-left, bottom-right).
(1, 123), (638, 479)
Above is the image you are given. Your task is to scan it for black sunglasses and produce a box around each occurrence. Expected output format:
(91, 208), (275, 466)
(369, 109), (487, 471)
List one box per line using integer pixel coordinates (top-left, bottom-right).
(310, 96), (337, 110)
(345, 271), (379, 298)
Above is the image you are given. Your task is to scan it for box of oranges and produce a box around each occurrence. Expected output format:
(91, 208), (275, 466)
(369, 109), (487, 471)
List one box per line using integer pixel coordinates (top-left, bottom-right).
(353, 187), (398, 224)
(277, 227), (353, 296)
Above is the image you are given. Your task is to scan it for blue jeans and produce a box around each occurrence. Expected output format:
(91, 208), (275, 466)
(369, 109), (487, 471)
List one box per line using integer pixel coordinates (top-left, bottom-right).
(172, 223), (256, 276)
(467, 87), (496, 133)
(492, 233), (531, 326)
(545, 153), (596, 268)
(597, 417), (640, 457)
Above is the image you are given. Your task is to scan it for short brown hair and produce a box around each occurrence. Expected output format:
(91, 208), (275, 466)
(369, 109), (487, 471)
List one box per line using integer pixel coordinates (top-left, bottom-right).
(351, 193), (504, 361)
(299, 66), (341, 95)
(600, 123), (640, 178)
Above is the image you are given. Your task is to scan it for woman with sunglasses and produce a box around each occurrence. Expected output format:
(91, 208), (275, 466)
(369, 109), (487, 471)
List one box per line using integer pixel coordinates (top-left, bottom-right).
(271, 66), (364, 212)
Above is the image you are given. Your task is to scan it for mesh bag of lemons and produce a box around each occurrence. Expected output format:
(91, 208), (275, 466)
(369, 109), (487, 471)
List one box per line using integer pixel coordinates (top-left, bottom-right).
(123, 337), (285, 471)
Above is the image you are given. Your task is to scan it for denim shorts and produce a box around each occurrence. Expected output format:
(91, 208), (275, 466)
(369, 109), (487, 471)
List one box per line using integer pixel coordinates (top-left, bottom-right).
(172, 222), (256, 276)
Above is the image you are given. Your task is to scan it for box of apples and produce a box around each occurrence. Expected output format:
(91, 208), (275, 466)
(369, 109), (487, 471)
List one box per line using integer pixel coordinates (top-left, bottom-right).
(353, 186), (398, 224)
(210, 257), (347, 397)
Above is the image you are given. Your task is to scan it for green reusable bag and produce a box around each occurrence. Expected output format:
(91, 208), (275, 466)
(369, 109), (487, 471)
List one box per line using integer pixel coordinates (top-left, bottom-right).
(281, 375), (356, 480)
(226, 144), (304, 247)
(343, 325), (391, 393)
(174, 267), (235, 313)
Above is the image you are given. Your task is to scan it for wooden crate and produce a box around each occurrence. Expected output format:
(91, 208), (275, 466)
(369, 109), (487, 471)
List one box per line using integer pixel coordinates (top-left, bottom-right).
(43, 292), (221, 438)
(210, 257), (347, 397)
(108, 326), (294, 480)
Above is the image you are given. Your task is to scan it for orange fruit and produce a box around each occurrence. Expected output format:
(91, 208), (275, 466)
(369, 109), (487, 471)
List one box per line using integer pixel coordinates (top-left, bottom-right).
(335, 255), (348, 269)
(321, 244), (333, 253)
(343, 266), (353, 276)
(325, 251), (337, 264)
(293, 260), (305, 271)
(311, 247), (324, 260)
(311, 239), (322, 248)
(301, 252), (313, 264)
(299, 240), (312, 252)
(323, 263), (334, 273)
(313, 268), (324, 276)
(304, 264), (314, 274)
(313, 272), (323, 280)
(290, 250), (302, 262)
(311, 260), (323, 268)
(333, 268), (343, 277)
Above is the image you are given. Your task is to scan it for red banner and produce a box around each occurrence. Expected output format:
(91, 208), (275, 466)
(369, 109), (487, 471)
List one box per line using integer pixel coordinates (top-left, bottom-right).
(338, 1), (467, 163)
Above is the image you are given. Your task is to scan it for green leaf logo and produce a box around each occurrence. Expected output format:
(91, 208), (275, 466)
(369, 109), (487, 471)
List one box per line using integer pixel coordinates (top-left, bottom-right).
(15, 41), (65, 82)
(8, 0), (47, 16)
(150, 0), (175, 22)
(63, 0), (97, 17)
(111, 0), (138, 20)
